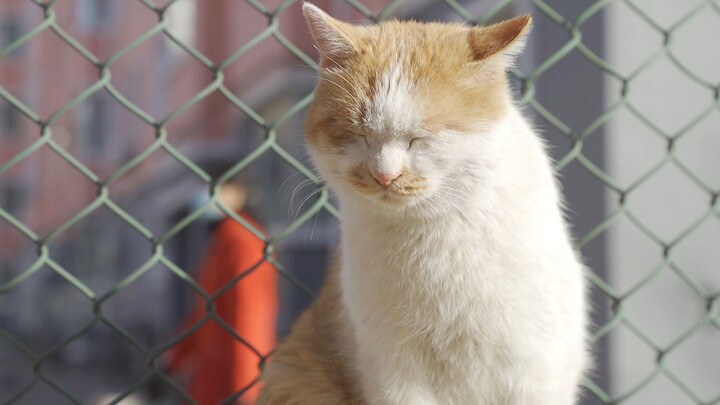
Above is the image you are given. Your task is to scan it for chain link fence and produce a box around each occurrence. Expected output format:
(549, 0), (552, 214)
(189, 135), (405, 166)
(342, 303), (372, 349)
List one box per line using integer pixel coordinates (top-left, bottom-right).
(1, 0), (719, 404)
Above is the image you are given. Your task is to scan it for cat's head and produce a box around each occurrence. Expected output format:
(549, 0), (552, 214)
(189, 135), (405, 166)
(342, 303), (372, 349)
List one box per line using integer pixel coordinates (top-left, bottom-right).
(302, 3), (531, 211)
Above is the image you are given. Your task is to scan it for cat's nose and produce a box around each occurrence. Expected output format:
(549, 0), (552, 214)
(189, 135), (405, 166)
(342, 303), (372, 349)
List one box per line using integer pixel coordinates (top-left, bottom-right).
(370, 170), (400, 188)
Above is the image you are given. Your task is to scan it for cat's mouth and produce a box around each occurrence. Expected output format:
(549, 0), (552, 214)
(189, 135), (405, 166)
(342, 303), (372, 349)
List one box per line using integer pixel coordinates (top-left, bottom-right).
(364, 188), (421, 207)
(345, 172), (429, 206)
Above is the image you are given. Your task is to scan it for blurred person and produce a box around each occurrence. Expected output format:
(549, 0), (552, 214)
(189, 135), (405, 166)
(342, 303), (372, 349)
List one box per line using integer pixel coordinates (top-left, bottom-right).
(167, 183), (278, 405)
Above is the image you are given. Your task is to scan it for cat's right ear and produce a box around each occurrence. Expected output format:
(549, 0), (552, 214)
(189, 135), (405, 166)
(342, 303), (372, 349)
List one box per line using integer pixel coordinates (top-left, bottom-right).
(468, 15), (532, 67)
(303, 3), (357, 69)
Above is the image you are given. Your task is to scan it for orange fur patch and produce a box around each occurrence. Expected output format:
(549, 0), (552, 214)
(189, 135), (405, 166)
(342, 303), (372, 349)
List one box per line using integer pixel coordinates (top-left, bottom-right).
(305, 17), (530, 154)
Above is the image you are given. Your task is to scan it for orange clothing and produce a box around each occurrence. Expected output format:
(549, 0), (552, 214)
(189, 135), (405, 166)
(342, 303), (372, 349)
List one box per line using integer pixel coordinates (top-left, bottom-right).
(168, 215), (278, 405)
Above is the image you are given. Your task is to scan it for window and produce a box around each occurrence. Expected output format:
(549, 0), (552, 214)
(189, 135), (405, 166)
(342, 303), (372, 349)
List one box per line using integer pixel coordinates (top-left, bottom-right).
(1, 19), (24, 56)
(95, 0), (111, 22)
(1, 102), (21, 136)
(78, 94), (113, 155)
(88, 98), (108, 151)
(0, 182), (25, 218)
(76, 0), (116, 29)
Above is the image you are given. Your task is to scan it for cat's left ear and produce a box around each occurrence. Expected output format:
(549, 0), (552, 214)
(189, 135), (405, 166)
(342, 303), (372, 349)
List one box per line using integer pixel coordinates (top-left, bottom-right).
(303, 3), (358, 69)
(467, 15), (532, 66)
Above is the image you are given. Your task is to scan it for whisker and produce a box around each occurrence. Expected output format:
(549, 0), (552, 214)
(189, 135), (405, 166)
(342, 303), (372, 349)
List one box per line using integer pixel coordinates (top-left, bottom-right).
(288, 179), (317, 218)
(293, 187), (324, 223)
(278, 172), (305, 198)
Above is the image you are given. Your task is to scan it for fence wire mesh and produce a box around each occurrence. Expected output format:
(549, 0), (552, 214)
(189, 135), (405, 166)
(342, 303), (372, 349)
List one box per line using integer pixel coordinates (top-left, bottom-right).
(0, 0), (719, 404)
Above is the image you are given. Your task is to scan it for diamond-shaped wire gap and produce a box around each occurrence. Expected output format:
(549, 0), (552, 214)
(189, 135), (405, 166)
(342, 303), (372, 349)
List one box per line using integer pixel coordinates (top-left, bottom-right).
(625, 0), (705, 31)
(526, 37), (583, 88)
(32, 319), (153, 405)
(148, 125), (280, 247)
(102, 369), (196, 405)
(5, 381), (79, 405)
(48, 87), (158, 179)
(374, 0), (444, 23)
(577, 75), (628, 140)
(106, 143), (208, 238)
(0, 27), (101, 119)
(0, 144), (97, 239)
(216, 377), (261, 405)
(191, 77), (318, 222)
(150, 258), (210, 353)
(104, 28), (214, 124)
(219, 11), (315, 91)
(0, 263), (94, 358)
(673, 111), (720, 191)
(526, 52), (610, 148)
(524, 2), (571, 46)
(367, 0), (510, 25)
(531, 0), (601, 23)
(158, 318), (262, 405)
(620, 263), (707, 348)
(218, 141), (326, 249)
(0, 329), (36, 404)
(592, 0), (665, 79)
(625, 56), (714, 137)
(617, 373), (698, 405)
(602, 107), (669, 190)
(93, 264), (200, 405)
(101, 256), (210, 355)
(155, 253), (269, 405)
(606, 322), (661, 402)
(51, 0), (160, 62)
(162, 86), (268, 175)
(670, 215), (720, 297)
(0, 98), (41, 167)
(534, 52), (612, 131)
(662, 324), (720, 403)
(623, 162), (709, 243)
(165, 0), (268, 68)
(273, 3), (327, 64)
(47, 205), (154, 298)
(667, 7), (720, 88)
(602, 211), (665, 294)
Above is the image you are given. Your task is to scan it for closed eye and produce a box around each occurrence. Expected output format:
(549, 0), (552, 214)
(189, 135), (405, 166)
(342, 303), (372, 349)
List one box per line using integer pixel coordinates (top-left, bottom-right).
(408, 137), (425, 150)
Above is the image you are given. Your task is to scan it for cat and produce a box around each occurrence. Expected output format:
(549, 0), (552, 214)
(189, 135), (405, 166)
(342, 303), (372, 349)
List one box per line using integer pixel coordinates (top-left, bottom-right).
(257, 3), (590, 404)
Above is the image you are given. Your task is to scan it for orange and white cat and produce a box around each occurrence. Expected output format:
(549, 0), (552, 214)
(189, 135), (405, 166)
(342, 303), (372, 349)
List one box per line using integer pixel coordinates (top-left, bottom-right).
(258, 4), (589, 404)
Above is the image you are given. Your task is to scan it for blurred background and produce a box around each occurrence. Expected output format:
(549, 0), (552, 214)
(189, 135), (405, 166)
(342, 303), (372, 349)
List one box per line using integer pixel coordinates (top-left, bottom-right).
(0, 0), (718, 404)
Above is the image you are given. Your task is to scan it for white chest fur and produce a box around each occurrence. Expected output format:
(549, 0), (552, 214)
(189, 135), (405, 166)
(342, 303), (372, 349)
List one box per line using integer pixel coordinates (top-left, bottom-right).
(336, 152), (588, 404)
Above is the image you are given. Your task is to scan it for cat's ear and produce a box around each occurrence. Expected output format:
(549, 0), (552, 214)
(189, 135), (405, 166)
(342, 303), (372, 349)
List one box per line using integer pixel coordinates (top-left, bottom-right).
(467, 15), (532, 65)
(303, 3), (357, 69)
